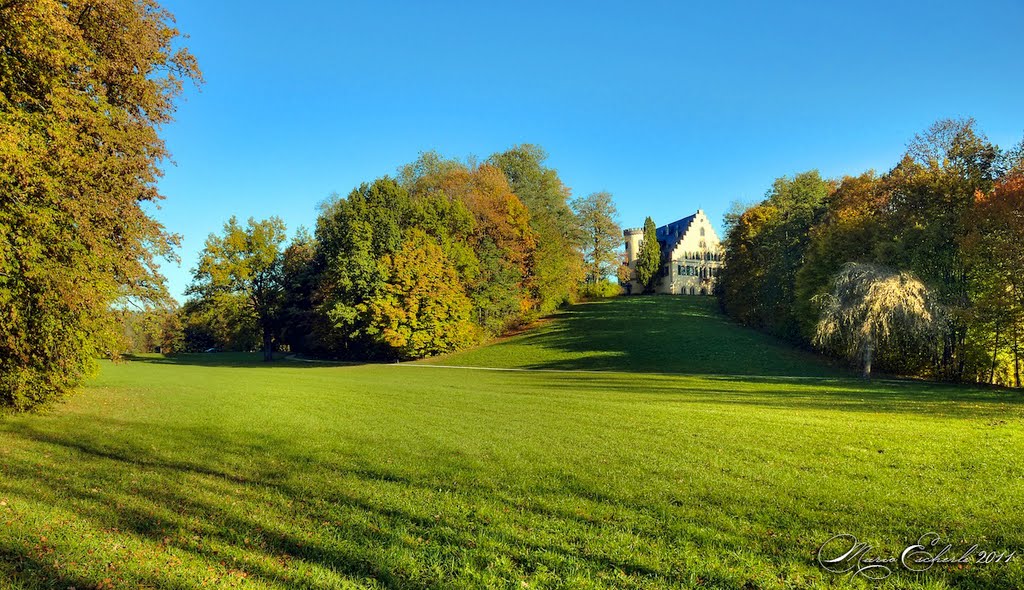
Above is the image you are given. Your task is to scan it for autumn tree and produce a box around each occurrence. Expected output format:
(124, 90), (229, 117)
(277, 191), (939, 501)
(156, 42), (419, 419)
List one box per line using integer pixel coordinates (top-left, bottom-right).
(717, 171), (834, 340)
(572, 191), (622, 285)
(188, 217), (287, 362)
(717, 202), (771, 325)
(116, 303), (182, 355)
(426, 165), (537, 333)
(365, 229), (476, 359)
(635, 217), (661, 293)
(881, 119), (1001, 380)
(794, 173), (887, 338)
(965, 172), (1024, 386)
(0, 0), (201, 409)
(815, 263), (943, 379)
(488, 145), (583, 312)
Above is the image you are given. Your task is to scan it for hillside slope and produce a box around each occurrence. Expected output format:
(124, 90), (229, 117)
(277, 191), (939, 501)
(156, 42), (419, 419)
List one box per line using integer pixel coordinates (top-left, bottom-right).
(425, 296), (845, 377)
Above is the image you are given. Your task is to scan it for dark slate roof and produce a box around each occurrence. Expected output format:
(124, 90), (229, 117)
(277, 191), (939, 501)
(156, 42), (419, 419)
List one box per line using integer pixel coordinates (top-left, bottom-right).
(655, 214), (696, 254)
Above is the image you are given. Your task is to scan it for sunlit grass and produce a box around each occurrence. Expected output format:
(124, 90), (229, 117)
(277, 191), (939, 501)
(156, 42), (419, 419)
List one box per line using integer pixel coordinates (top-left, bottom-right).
(1, 298), (1022, 588)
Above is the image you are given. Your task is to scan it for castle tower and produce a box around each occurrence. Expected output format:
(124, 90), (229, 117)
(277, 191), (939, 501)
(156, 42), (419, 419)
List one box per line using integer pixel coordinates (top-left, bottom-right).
(623, 227), (644, 267)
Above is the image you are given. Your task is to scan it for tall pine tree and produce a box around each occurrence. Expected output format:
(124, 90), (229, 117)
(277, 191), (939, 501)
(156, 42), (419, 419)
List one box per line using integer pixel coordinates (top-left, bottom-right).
(636, 217), (661, 293)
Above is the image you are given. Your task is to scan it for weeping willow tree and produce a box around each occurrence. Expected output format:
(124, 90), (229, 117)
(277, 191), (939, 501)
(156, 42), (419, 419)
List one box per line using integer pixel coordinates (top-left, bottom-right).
(815, 263), (943, 379)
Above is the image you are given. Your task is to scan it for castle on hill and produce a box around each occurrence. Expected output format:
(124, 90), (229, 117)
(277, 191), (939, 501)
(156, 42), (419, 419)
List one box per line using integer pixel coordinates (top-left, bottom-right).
(622, 209), (723, 295)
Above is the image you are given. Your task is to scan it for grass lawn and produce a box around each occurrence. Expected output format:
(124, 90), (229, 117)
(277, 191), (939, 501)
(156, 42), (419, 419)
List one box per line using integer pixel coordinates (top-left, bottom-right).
(1, 297), (1023, 589)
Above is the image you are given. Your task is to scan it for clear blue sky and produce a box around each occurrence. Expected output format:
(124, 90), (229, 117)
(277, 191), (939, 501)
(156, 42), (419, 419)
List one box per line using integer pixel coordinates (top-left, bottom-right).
(154, 0), (1024, 300)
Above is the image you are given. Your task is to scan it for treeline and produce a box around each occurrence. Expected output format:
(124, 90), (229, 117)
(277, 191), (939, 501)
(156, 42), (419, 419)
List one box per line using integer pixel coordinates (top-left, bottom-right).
(718, 119), (1024, 386)
(162, 147), (622, 361)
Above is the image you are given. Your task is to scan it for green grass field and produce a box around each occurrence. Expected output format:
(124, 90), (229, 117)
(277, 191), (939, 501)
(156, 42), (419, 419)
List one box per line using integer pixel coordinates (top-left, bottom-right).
(2, 297), (1023, 589)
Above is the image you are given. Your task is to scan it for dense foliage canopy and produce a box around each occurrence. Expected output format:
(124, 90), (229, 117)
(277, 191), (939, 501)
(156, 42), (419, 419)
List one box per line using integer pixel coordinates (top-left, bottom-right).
(0, 0), (200, 409)
(720, 119), (1024, 385)
(182, 148), (597, 362)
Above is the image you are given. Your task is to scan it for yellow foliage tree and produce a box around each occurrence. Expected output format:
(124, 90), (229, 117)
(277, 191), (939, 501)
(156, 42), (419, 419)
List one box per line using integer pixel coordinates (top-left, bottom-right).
(366, 230), (477, 359)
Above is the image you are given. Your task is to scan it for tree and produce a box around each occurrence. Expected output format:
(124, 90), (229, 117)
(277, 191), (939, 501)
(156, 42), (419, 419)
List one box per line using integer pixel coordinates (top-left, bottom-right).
(964, 172), (1024, 386)
(116, 303), (181, 355)
(279, 227), (319, 354)
(365, 230), (476, 359)
(815, 263), (943, 379)
(188, 216), (287, 361)
(488, 145), (583, 312)
(0, 0), (201, 409)
(616, 251), (633, 287)
(315, 178), (413, 358)
(794, 172), (886, 339)
(179, 293), (259, 353)
(635, 217), (661, 293)
(752, 171), (835, 340)
(718, 202), (773, 325)
(717, 172), (834, 340)
(446, 166), (536, 325)
(572, 191), (622, 284)
(881, 119), (1001, 380)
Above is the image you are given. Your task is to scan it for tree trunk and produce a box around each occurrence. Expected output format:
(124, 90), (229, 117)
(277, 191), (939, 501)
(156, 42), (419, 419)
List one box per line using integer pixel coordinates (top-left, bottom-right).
(862, 341), (874, 380)
(1014, 324), (1021, 389)
(263, 329), (273, 362)
(990, 325), (1000, 385)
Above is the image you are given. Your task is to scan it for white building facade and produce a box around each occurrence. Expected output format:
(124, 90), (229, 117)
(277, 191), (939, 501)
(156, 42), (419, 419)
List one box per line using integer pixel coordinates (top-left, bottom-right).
(622, 209), (723, 295)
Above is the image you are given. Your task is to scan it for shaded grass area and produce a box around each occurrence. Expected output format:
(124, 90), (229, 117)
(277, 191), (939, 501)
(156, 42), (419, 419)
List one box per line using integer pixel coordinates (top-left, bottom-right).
(1, 299), (1023, 588)
(425, 297), (846, 377)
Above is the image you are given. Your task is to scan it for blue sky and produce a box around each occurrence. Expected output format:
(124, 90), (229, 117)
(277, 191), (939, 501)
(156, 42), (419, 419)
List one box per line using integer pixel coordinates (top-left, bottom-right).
(154, 0), (1024, 300)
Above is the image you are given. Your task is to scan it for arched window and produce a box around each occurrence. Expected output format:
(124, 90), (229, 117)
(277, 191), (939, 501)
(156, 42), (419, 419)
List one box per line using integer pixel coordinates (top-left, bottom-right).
(700, 227), (705, 237)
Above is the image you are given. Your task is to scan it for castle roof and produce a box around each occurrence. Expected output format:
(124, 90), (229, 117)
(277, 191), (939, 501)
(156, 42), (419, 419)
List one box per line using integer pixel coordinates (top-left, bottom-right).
(655, 214), (696, 242)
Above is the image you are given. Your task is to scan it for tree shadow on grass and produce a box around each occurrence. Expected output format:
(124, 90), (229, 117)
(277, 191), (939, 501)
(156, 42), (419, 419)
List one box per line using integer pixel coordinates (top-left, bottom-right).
(2, 418), (753, 589)
(123, 352), (366, 369)
(517, 370), (1024, 419)
(2, 410), (1021, 587)
(440, 297), (852, 378)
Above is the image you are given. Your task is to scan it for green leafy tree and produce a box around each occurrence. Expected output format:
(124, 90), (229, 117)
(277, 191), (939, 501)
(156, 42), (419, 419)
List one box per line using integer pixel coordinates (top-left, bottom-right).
(180, 293), (259, 353)
(754, 171), (834, 339)
(815, 263), (943, 379)
(116, 303), (181, 355)
(572, 191), (622, 285)
(717, 171), (833, 340)
(188, 216), (287, 361)
(0, 0), (201, 409)
(315, 178), (412, 358)
(279, 227), (319, 354)
(488, 145), (583, 312)
(635, 217), (661, 293)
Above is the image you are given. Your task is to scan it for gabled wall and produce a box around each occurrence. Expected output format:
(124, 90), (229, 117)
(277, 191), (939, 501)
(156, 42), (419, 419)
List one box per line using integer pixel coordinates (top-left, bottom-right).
(622, 209), (723, 295)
